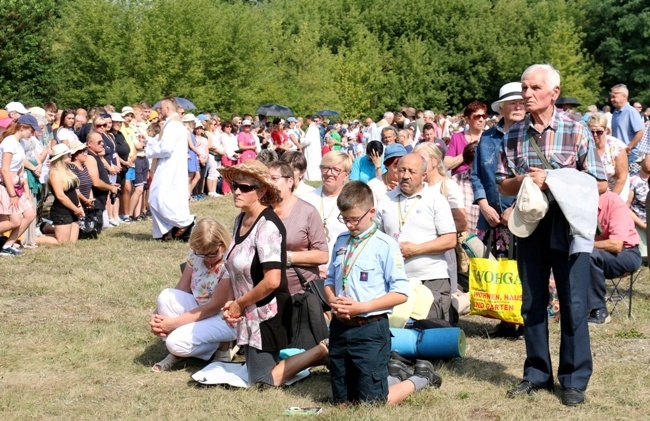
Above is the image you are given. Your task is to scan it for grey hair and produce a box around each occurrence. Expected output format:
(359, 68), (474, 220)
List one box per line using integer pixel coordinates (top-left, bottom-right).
(522, 64), (561, 89)
(398, 153), (428, 174)
(611, 84), (629, 96)
(423, 110), (435, 119)
(383, 111), (394, 120)
(381, 125), (398, 139)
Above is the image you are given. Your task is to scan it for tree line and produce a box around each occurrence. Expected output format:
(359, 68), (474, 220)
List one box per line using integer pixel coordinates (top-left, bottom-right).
(1, 0), (648, 119)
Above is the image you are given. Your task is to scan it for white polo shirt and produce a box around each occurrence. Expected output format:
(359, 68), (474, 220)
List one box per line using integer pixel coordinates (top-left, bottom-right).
(375, 183), (456, 279)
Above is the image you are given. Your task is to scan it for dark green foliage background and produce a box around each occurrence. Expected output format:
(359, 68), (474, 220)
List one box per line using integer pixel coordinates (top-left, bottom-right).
(0, 0), (648, 118)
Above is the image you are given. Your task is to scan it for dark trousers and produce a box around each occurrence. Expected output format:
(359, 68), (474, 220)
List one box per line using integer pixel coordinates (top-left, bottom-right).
(517, 207), (592, 391)
(589, 246), (641, 310)
(329, 316), (390, 404)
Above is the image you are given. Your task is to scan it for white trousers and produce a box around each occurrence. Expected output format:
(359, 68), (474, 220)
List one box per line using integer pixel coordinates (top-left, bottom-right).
(156, 288), (236, 360)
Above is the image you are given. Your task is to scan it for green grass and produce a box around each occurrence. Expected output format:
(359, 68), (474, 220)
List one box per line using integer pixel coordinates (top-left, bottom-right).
(1, 196), (650, 420)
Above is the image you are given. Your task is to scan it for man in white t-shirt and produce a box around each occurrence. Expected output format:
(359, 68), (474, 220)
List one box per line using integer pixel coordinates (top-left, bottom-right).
(375, 153), (457, 321)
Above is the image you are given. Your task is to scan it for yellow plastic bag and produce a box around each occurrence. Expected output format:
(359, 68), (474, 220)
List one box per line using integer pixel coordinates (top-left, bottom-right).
(468, 257), (523, 324)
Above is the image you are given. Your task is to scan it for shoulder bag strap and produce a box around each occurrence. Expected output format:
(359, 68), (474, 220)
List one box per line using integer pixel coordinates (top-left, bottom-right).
(529, 133), (553, 170)
(293, 267), (309, 289)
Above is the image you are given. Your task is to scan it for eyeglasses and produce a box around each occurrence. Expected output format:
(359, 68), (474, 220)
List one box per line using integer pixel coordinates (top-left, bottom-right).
(270, 175), (291, 182)
(95, 124), (108, 128)
(337, 208), (372, 225)
(320, 166), (345, 177)
(472, 114), (488, 121)
(231, 181), (259, 193)
(194, 250), (222, 258)
(590, 130), (605, 136)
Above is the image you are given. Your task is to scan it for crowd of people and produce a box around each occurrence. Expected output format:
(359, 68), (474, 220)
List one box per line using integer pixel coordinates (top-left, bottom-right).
(2, 62), (649, 407)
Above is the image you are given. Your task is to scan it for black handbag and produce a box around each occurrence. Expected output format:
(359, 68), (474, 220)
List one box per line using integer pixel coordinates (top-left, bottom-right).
(78, 208), (102, 239)
(293, 267), (331, 311)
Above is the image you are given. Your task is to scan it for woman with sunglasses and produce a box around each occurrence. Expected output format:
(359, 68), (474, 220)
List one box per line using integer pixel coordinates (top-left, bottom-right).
(53, 109), (79, 148)
(444, 101), (488, 176)
(149, 217), (237, 372)
(47, 144), (83, 244)
(219, 160), (328, 386)
(587, 113), (629, 201)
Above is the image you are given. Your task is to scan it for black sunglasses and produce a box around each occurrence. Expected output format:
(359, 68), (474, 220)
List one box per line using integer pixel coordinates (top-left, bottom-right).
(232, 181), (259, 193)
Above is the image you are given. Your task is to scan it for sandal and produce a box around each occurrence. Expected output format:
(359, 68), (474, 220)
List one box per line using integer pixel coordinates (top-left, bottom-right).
(151, 354), (182, 372)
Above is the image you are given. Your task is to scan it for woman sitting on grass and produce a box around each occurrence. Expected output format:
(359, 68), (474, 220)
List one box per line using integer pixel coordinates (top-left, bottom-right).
(149, 217), (237, 372)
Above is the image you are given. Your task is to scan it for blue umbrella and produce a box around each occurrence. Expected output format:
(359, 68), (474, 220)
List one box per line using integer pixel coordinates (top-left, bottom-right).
(152, 97), (197, 110)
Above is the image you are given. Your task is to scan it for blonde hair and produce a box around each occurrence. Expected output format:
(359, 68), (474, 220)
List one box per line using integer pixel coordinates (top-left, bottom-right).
(189, 217), (231, 255)
(320, 151), (353, 173)
(414, 142), (449, 198)
(587, 113), (607, 129)
(49, 156), (79, 191)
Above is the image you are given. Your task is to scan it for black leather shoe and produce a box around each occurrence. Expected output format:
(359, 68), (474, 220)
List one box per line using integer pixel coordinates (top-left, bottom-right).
(414, 359), (443, 388)
(387, 359), (412, 382)
(506, 381), (551, 397)
(561, 388), (585, 406)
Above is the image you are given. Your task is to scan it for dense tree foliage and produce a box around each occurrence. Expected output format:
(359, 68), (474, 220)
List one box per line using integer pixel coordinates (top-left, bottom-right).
(0, 0), (647, 118)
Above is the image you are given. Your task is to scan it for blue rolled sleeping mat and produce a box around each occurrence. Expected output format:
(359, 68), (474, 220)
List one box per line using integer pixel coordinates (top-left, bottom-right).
(390, 327), (466, 359)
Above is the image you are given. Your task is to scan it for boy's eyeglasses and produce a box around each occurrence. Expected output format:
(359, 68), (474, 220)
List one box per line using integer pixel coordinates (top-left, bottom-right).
(337, 208), (372, 225)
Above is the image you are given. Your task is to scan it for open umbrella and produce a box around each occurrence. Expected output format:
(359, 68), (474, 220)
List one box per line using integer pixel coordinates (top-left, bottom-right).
(152, 97), (197, 110)
(256, 104), (294, 117)
(314, 110), (340, 117)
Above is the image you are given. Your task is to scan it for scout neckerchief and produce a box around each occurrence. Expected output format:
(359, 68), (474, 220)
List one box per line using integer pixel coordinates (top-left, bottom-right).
(342, 222), (378, 293)
(397, 192), (421, 234)
(320, 190), (337, 242)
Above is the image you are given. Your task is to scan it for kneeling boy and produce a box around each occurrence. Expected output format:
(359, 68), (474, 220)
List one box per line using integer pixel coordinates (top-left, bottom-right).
(324, 181), (439, 405)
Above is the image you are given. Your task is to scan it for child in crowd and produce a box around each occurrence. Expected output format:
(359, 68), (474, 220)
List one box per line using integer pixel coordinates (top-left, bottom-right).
(324, 181), (441, 405)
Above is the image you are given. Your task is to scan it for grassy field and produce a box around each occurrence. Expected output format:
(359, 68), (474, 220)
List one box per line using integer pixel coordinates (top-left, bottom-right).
(1, 195), (649, 420)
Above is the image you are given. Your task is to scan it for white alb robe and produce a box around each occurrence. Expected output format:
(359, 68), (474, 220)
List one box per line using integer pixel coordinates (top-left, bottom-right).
(302, 123), (321, 181)
(146, 116), (194, 238)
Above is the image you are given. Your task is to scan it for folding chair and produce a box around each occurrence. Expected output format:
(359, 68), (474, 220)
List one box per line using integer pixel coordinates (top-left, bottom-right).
(606, 268), (644, 320)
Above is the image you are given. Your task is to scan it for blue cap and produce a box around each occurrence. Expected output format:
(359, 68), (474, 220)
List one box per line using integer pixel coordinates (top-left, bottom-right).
(16, 114), (41, 134)
(383, 143), (407, 161)
(197, 114), (209, 121)
(287, 117), (298, 123)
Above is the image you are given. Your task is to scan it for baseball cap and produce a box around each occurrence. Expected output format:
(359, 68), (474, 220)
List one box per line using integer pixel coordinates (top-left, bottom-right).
(508, 176), (549, 238)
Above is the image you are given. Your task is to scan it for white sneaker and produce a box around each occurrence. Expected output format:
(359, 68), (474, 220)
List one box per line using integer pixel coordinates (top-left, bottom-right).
(109, 218), (121, 226)
(208, 192), (222, 197)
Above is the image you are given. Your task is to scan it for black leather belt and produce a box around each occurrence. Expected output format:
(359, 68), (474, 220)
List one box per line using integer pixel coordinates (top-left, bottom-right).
(339, 313), (387, 327)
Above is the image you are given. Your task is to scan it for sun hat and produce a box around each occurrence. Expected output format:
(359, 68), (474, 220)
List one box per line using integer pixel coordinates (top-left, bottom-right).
(50, 144), (72, 162)
(5, 101), (28, 115)
(491, 82), (523, 113)
(182, 113), (196, 123)
(148, 110), (159, 121)
(28, 106), (46, 117)
(218, 159), (281, 204)
(508, 176), (549, 238)
(16, 114), (42, 133)
(241, 119), (252, 126)
(383, 143), (408, 161)
(110, 113), (125, 122)
(121, 106), (135, 116)
(68, 139), (87, 154)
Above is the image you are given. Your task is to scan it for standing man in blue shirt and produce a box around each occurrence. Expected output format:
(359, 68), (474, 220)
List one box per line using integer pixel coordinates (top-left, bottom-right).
(610, 84), (645, 170)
